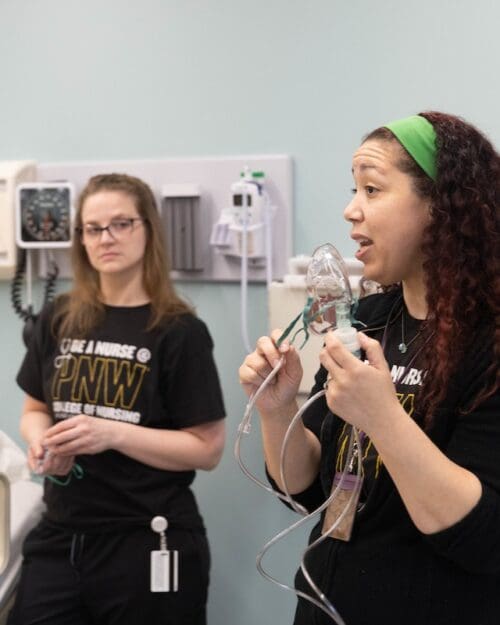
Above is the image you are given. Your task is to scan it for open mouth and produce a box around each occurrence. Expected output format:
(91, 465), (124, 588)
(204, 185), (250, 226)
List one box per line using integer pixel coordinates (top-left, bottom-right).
(355, 237), (373, 260)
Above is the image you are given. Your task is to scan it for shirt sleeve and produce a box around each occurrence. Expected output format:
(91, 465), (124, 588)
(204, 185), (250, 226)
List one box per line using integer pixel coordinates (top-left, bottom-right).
(425, 482), (500, 574)
(424, 340), (500, 573)
(266, 466), (326, 514)
(16, 305), (53, 402)
(160, 316), (226, 429)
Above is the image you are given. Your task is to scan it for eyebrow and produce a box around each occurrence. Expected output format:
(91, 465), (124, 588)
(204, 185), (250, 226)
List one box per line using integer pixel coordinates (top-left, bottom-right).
(83, 213), (136, 225)
(351, 163), (387, 174)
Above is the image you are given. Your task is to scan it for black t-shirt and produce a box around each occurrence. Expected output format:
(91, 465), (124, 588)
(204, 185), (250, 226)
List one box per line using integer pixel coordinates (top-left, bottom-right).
(17, 302), (226, 532)
(286, 289), (500, 625)
(354, 306), (425, 500)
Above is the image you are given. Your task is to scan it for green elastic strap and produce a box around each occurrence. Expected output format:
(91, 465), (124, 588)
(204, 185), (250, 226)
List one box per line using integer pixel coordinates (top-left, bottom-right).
(45, 462), (84, 487)
(384, 115), (437, 181)
(276, 297), (345, 351)
(276, 297), (313, 350)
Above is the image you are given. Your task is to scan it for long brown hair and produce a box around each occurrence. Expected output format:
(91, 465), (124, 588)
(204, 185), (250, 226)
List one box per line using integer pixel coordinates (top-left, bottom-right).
(364, 112), (499, 424)
(55, 173), (193, 337)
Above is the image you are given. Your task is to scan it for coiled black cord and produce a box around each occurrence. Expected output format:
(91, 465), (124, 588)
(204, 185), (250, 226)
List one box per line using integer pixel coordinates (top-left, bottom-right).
(11, 248), (31, 321)
(43, 255), (59, 305)
(10, 249), (59, 346)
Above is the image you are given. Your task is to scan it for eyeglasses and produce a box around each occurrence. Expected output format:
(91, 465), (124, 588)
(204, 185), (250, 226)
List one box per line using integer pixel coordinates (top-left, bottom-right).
(77, 218), (145, 242)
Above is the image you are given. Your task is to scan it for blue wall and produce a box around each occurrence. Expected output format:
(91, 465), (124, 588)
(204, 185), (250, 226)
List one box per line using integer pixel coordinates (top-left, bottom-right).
(1, 1), (499, 623)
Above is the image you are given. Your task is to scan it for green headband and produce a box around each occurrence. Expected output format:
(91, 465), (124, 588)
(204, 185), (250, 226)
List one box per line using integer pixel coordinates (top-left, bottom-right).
(384, 115), (437, 181)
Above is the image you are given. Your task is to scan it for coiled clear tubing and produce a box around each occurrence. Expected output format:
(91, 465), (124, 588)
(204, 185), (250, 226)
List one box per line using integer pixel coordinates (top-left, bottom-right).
(235, 243), (361, 625)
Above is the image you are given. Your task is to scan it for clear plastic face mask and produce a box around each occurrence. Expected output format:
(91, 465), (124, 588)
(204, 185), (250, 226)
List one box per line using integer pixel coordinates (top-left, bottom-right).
(305, 243), (353, 334)
(277, 243), (354, 348)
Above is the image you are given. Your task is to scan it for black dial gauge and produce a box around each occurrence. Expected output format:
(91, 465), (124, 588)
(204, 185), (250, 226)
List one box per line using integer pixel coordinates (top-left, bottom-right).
(16, 183), (74, 248)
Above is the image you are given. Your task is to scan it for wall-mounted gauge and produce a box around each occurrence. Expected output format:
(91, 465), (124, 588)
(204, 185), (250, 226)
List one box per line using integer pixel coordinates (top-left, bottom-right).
(16, 182), (74, 249)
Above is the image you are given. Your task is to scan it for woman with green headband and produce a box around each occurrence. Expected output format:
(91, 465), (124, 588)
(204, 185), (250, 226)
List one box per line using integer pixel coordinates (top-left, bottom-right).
(240, 112), (499, 624)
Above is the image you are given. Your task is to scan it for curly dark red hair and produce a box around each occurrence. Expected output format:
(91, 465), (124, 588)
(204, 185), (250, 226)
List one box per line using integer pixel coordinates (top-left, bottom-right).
(365, 112), (499, 425)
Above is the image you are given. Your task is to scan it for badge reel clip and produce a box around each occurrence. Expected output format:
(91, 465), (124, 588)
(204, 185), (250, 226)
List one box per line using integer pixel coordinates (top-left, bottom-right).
(150, 516), (179, 593)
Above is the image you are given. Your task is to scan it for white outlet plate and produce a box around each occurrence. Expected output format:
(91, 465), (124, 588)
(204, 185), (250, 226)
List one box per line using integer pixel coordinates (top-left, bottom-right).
(37, 155), (292, 282)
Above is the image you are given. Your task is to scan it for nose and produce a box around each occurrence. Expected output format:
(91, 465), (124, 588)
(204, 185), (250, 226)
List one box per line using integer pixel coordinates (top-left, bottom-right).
(99, 226), (115, 243)
(343, 194), (363, 223)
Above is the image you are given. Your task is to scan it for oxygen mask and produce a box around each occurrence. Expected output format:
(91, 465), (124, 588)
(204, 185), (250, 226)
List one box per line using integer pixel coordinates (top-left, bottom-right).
(305, 243), (353, 334)
(278, 243), (354, 348)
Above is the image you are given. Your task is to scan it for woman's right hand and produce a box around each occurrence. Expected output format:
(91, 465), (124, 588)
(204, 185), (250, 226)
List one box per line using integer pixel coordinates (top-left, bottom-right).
(28, 440), (75, 476)
(27, 439), (48, 474)
(21, 398), (76, 477)
(238, 329), (303, 415)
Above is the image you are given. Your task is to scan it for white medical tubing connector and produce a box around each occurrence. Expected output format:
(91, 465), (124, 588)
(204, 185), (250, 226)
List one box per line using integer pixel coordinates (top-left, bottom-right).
(236, 243), (362, 624)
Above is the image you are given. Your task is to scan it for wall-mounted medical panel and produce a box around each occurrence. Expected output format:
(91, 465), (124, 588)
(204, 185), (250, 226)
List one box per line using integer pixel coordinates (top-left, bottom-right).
(36, 155), (292, 282)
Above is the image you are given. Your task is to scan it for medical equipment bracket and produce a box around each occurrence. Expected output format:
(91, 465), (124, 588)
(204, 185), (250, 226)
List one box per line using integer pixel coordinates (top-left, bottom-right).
(34, 154), (293, 283)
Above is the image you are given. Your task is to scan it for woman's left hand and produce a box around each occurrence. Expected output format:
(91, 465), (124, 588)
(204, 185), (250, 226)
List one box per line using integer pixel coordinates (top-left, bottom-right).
(42, 414), (114, 457)
(320, 331), (401, 435)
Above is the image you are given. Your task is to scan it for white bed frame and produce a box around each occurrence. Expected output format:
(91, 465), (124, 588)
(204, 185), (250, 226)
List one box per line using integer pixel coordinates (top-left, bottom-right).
(0, 477), (44, 623)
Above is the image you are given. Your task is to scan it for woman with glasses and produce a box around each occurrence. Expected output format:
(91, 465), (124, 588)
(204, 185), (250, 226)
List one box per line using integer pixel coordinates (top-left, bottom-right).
(9, 173), (226, 625)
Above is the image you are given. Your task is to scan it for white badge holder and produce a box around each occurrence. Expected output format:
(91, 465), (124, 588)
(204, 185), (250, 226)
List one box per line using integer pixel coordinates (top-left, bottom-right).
(150, 516), (179, 592)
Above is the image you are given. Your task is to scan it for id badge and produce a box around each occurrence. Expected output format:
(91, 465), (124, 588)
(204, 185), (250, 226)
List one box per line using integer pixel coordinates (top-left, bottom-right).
(321, 472), (363, 542)
(150, 549), (179, 592)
